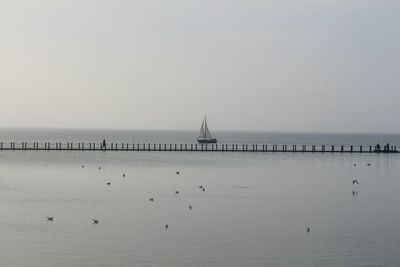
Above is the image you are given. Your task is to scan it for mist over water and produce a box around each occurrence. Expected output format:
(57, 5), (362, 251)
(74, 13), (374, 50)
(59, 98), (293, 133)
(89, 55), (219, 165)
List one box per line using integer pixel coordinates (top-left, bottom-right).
(0, 128), (400, 146)
(0, 129), (399, 266)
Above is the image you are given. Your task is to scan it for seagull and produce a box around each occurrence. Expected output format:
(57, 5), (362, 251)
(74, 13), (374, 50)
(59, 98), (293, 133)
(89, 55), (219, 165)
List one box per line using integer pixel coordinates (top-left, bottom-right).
(122, 173), (126, 178)
(149, 198), (154, 202)
(107, 182), (111, 185)
(165, 224), (169, 230)
(93, 219), (99, 224)
(176, 171), (180, 175)
(175, 191), (179, 195)
(306, 226), (310, 233)
(202, 188), (205, 192)
(189, 205), (192, 210)
(199, 185), (203, 189)
(367, 163), (371, 166)
(353, 163), (357, 167)
(352, 179), (359, 185)
(46, 217), (54, 221)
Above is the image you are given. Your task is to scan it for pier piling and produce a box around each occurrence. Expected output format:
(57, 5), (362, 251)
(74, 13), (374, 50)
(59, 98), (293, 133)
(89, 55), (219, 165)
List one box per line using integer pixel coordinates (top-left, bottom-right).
(0, 142), (397, 154)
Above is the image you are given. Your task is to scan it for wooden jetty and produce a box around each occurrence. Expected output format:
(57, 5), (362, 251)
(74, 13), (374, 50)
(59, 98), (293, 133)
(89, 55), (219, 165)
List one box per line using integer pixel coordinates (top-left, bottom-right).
(0, 142), (397, 153)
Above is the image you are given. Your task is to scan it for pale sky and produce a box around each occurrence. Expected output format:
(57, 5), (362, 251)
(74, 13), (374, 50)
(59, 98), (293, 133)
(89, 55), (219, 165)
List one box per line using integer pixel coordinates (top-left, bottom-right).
(0, 0), (399, 132)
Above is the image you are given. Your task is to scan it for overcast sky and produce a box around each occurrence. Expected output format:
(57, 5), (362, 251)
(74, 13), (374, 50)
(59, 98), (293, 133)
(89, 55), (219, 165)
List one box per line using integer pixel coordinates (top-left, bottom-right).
(0, 0), (399, 132)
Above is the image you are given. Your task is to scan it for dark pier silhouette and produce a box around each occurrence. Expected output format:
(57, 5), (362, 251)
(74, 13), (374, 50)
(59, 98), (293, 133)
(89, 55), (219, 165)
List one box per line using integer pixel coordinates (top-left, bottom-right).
(0, 142), (397, 153)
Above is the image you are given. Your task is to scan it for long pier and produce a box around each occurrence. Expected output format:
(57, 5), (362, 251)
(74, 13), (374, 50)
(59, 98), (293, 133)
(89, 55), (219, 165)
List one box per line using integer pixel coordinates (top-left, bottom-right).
(0, 142), (397, 153)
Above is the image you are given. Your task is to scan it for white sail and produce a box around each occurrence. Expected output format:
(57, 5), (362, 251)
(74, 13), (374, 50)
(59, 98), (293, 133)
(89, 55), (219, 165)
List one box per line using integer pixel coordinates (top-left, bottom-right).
(198, 119), (206, 139)
(203, 117), (212, 138)
(198, 115), (214, 139)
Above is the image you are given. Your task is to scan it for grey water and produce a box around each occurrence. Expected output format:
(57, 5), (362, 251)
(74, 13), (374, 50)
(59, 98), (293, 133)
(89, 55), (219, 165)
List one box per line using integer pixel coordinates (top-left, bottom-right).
(0, 129), (399, 266)
(1, 128), (400, 146)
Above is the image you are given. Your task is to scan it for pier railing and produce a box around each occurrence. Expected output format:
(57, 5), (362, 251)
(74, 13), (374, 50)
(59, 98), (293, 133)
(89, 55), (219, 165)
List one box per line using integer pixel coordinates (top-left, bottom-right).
(0, 142), (397, 153)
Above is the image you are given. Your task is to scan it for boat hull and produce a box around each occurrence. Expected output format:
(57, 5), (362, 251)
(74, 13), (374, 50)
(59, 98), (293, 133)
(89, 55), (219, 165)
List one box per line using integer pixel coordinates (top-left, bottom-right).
(197, 138), (217, 144)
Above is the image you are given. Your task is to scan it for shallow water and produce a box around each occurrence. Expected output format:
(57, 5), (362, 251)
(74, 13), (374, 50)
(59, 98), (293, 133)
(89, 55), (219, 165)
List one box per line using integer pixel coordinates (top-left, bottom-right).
(0, 148), (399, 266)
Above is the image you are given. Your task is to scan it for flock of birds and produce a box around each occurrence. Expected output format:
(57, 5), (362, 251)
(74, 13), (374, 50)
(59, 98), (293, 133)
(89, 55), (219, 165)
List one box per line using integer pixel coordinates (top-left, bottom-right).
(46, 161), (371, 233)
(46, 165), (205, 229)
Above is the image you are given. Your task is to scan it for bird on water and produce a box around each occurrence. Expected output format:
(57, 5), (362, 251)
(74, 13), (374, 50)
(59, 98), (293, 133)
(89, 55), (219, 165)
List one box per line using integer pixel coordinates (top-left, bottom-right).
(107, 182), (111, 185)
(165, 224), (169, 230)
(46, 217), (54, 221)
(149, 198), (154, 202)
(93, 219), (99, 224)
(175, 191), (179, 195)
(353, 179), (359, 185)
(176, 170), (180, 175)
(122, 173), (126, 178)
(306, 226), (310, 233)
(189, 205), (192, 210)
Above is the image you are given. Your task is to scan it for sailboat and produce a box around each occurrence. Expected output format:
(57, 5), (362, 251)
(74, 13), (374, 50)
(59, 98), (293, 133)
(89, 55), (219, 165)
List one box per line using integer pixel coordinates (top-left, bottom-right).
(197, 115), (217, 143)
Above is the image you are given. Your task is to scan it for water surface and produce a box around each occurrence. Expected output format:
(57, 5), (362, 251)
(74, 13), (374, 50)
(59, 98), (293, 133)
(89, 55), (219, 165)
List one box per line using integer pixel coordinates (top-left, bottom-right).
(0, 130), (399, 266)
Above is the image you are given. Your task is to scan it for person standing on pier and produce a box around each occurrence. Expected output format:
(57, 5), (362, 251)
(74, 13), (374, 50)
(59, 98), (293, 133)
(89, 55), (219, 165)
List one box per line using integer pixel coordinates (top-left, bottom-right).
(102, 139), (106, 150)
(385, 143), (390, 152)
(375, 143), (381, 152)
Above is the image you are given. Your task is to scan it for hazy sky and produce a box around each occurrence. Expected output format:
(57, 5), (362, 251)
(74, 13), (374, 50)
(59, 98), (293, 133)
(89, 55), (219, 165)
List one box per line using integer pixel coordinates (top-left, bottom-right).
(0, 0), (399, 132)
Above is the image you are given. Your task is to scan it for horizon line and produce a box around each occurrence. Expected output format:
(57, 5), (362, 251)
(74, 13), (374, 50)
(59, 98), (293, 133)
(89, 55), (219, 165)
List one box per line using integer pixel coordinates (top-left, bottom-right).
(0, 126), (399, 136)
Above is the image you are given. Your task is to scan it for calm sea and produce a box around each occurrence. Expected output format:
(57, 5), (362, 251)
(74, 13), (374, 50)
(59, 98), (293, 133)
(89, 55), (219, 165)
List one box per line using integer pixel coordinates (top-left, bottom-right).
(0, 129), (399, 266)
(0, 128), (400, 146)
